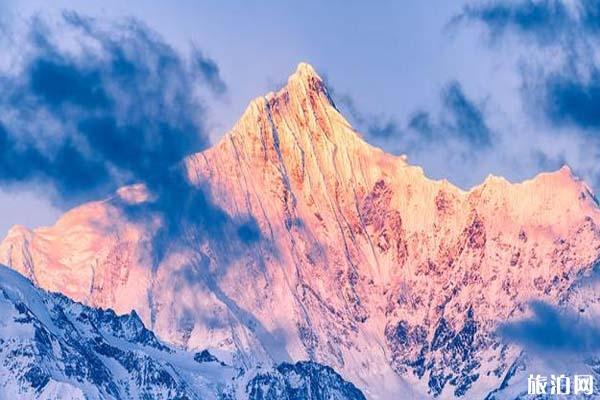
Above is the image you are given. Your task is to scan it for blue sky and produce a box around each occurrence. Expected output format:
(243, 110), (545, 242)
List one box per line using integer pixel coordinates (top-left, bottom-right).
(0, 0), (599, 235)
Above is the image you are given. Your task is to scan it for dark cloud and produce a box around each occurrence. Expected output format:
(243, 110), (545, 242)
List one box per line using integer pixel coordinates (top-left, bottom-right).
(367, 120), (402, 139)
(442, 82), (492, 146)
(407, 111), (434, 138)
(0, 12), (259, 263)
(333, 80), (492, 149)
(0, 122), (108, 196)
(540, 69), (600, 130)
(0, 11), (222, 202)
(459, 0), (575, 44)
(458, 0), (600, 46)
(459, 1), (600, 132)
(498, 301), (600, 354)
(190, 47), (228, 96)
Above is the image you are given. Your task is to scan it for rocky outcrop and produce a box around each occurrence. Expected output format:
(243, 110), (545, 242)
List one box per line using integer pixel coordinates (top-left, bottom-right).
(246, 361), (366, 400)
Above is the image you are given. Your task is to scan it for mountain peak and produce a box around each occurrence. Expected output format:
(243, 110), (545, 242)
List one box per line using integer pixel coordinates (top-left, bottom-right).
(268, 62), (333, 107)
(6, 62), (600, 400)
(265, 62), (335, 108)
(290, 62), (322, 83)
(221, 62), (360, 152)
(234, 63), (332, 123)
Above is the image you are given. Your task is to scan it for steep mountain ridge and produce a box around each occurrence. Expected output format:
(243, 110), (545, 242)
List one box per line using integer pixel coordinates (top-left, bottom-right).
(2, 63), (600, 398)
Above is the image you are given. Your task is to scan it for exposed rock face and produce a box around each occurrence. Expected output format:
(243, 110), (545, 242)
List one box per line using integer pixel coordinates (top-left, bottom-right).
(246, 361), (366, 400)
(2, 63), (600, 398)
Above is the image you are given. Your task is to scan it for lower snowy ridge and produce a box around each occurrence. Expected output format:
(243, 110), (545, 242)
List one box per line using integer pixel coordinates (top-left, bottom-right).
(0, 265), (365, 400)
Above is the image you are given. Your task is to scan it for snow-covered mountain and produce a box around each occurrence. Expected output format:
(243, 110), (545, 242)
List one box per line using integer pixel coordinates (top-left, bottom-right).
(0, 264), (365, 399)
(2, 63), (600, 398)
